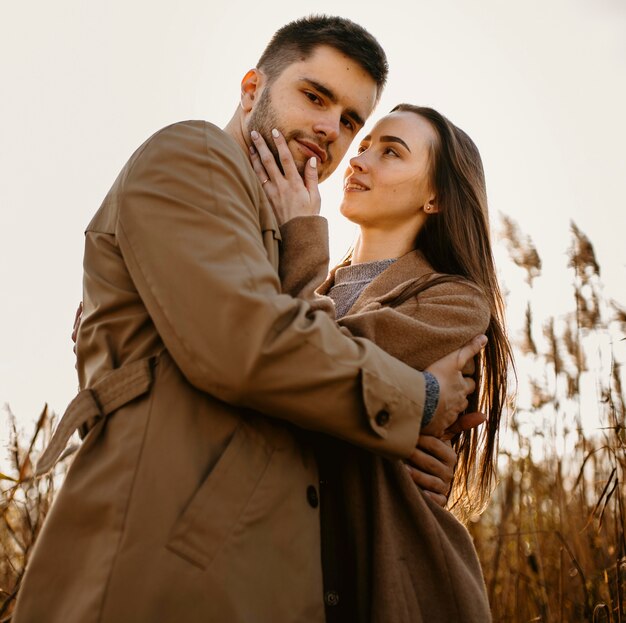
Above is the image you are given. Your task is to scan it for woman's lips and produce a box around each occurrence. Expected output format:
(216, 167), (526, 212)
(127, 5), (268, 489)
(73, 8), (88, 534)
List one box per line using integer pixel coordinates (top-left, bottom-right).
(344, 177), (369, 191)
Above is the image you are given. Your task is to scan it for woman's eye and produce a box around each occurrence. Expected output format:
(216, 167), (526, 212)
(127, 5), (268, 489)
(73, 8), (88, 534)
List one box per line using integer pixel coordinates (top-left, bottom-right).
(357, 145), (367, 154)
(383, 147), (399, 157)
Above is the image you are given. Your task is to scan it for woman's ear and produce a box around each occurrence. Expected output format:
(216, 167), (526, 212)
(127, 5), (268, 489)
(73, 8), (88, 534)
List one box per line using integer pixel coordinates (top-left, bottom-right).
(240, 69), (263, 112)
(424, 196), (439, 214)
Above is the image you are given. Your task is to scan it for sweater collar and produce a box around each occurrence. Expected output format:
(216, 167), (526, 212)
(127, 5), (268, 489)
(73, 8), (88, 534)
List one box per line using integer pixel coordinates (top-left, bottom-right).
(317, 249), (436, 315)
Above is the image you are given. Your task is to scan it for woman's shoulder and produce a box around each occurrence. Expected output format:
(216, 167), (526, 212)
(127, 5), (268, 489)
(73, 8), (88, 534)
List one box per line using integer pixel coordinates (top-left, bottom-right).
(322, 249), (490, 327)
(337, 250), (491, 369)
(375, 250), (488, 307)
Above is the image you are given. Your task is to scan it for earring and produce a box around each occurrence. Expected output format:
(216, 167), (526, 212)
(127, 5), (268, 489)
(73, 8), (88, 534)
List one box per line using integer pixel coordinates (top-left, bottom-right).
(424, 205), (431, 212)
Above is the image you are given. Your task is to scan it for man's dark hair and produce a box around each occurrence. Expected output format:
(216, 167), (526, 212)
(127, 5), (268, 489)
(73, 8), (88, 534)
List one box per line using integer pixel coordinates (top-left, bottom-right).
(257, 15), (388, 96)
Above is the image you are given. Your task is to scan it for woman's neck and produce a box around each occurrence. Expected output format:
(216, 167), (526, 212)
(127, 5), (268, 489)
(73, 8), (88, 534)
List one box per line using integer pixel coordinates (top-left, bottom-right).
(352, 225), (421, 264)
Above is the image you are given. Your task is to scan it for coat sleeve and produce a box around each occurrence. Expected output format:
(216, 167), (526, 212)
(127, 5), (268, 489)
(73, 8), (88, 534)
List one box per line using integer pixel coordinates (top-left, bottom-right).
(278, 216), (336, 316)
(339, 282), (491, 372)
(278, 213), (490, 385)
(115, 122), (424, 458)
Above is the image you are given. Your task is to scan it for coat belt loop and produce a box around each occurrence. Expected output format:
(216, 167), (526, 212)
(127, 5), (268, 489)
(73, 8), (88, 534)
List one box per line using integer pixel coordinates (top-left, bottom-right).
(35, 390), (102, 476)
(35, 356), (155, 477)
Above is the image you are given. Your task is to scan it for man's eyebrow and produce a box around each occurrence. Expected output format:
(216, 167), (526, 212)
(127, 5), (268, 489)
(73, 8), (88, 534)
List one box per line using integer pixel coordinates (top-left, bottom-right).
(301, 78), (366, 128)
(380, 135), (411, 152)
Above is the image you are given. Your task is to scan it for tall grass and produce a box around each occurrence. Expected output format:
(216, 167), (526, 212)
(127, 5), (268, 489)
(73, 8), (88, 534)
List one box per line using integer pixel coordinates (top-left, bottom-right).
(0, 406), (75, 620)
(0, 220), (624, 621)
(468, 219), (625, 622)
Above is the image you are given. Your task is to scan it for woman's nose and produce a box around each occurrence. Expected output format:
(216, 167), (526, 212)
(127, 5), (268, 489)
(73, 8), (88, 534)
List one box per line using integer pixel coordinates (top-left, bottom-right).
(349, 154), (367, 172)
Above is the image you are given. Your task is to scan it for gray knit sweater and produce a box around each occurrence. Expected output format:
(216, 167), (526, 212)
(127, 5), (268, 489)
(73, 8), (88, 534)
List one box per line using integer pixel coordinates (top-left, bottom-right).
(327, 258), (396, 319)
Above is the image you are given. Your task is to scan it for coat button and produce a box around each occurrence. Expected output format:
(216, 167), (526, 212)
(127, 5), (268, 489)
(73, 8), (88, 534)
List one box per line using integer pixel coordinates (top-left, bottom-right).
(375, 409), (390, 426)
(307, 485), (319, 508)
(325, 590), (340, 607)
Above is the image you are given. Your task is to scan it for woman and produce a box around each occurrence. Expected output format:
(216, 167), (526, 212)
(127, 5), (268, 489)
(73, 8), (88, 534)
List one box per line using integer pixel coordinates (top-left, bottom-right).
(250, 105), (512, 622)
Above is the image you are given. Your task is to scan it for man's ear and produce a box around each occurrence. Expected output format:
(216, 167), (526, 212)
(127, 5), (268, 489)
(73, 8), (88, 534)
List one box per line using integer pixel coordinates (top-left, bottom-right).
(240, 68), (264, 113)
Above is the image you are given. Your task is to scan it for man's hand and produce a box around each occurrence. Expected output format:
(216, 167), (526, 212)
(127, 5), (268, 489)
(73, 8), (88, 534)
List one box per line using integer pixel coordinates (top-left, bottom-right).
(420, 334), (487, 437)
(406, 412), (487, 506)
(405, 436), (456, 506)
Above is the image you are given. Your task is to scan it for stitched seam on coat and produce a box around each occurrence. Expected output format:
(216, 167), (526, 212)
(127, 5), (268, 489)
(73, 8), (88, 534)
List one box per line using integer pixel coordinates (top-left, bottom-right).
(116, 123), (222, 391)
(200, 126), (281, 400)
(201, 125), (296, 398)
(116, 220), (217, 391)
(96, 377), (157, 623)
(202, 125), (265, 299)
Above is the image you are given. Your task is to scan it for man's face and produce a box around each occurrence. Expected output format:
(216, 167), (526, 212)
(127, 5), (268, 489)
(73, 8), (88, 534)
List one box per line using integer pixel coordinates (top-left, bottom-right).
(246, 45), (378, 183)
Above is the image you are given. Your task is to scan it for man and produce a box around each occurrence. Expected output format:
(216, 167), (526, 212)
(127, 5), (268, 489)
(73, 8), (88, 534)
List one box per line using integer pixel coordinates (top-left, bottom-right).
(13, 16), (485, 623)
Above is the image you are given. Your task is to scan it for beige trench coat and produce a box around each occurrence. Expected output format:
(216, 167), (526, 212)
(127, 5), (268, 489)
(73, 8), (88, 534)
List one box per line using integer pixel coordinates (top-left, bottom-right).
(279, 217), (493, 622)
(13, 121), (429, 623)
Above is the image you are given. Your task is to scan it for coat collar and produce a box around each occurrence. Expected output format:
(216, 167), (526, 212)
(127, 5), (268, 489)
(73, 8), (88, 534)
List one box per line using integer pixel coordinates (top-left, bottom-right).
(317, 250), (437, 316)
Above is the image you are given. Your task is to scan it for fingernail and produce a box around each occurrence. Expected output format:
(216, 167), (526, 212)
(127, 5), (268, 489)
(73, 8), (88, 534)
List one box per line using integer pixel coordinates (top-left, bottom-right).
(249, 145), (256, 154)
(271, 128), (279, 138)
(251, 130), (259, 140)
(479, 335), (488, 346)
(310, 157), (317, 169)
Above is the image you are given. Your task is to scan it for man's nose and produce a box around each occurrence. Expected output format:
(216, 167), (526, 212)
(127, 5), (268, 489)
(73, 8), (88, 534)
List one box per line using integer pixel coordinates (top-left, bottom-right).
(313, 112), (340, 142)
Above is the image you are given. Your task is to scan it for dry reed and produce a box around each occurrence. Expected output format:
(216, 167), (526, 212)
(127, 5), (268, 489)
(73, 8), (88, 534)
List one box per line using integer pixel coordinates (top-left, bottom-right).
(469, 219), (625, 622)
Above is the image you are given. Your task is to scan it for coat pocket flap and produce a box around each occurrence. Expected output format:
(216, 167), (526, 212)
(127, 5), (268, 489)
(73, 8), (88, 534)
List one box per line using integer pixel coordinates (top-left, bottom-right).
(166, 421), (273, 569)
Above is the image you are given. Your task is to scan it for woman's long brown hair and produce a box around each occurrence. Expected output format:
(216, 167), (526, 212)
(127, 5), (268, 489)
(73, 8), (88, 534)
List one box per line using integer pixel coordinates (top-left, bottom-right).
(391, 104), (514, 519)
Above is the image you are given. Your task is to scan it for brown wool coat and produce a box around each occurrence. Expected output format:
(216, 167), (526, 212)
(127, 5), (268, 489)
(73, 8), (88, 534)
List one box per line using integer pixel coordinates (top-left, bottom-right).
(279, 217), (493, 623)
(12, 121), (430, 623)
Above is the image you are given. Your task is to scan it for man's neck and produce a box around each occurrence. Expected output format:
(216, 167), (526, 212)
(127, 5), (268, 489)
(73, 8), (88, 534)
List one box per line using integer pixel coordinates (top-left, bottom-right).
(223, 112), (249, 155)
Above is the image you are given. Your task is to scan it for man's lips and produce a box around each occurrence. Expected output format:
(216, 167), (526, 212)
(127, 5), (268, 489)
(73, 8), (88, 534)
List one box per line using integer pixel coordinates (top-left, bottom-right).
(296, 140), (327, 164)
(344, 176), (369, 191)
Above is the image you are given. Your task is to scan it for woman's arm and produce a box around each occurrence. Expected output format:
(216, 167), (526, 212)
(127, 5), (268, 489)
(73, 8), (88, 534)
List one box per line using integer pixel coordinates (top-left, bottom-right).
(278, 216), (337, 315)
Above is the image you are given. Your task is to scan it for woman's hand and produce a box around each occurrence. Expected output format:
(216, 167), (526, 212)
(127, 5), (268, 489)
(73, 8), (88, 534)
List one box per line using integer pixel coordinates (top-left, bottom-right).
(249, 128), (321, 226)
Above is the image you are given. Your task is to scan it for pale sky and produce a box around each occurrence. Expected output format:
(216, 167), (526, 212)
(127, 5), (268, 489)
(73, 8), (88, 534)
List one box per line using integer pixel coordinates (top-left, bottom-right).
(1, 0), (625, 436)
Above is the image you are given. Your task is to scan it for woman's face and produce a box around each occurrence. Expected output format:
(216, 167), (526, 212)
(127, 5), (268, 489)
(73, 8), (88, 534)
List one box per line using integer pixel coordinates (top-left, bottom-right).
(340, 111), (438, 229)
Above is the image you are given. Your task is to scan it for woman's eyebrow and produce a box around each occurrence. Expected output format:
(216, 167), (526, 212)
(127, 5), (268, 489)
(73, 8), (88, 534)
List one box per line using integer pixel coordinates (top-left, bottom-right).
(379, 135), (411, 152)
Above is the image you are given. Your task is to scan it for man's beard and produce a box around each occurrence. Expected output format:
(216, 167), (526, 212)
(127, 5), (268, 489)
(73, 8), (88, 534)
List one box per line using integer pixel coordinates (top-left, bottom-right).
(247, 88), (329, 178)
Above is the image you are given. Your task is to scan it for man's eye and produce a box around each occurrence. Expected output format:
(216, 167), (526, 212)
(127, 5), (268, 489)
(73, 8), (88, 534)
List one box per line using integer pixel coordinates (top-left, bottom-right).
(341, 117), (355, 132)
(305, 92), (321, 104)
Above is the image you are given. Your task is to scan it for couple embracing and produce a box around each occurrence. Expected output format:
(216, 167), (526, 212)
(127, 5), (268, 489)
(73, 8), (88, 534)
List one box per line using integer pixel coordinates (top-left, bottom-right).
(14, 15), (511, 623)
